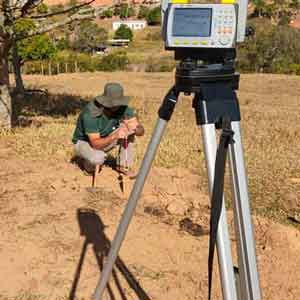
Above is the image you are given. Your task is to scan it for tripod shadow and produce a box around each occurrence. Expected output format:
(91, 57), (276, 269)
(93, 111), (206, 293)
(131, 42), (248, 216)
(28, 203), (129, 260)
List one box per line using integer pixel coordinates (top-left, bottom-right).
(69, 208), (150, 300)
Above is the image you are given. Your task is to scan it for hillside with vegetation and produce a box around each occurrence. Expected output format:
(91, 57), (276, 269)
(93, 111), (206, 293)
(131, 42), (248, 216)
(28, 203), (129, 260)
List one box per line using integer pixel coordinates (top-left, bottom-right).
(11, 0), (300, 76)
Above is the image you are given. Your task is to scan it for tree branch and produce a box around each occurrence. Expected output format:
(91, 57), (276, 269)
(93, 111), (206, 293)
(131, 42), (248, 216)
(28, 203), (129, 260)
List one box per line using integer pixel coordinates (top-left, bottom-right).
(29, 0), (96, 19)
(21, 0), (42, 17)
(16, 6), (107, 40)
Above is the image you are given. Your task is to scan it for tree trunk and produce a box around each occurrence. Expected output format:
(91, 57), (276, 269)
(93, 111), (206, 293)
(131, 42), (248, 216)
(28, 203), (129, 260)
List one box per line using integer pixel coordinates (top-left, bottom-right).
(0, 41), (12, 129)
(12, 38), (25, 94)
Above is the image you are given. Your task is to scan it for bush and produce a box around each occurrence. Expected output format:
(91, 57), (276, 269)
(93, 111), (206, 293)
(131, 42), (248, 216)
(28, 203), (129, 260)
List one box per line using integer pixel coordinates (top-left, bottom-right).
(37, 3), (48, 14)
(120, 4), (135, 18)
(237, 19), (300, 73)
(288, 63), (300, 75)
(101, 9), (113, 18)
(138, 5), (150, 19)
(146, 28), (162, 41)
(114, 24), (133, 41)
(145, 56), (175, 72)
(147, 7), (161, 25)
(17, 35), (57, 62)
(99, 51), (129, 71)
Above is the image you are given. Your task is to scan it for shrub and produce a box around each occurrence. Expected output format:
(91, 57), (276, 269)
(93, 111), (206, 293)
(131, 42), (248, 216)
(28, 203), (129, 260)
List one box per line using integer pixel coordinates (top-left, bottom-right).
(37, 3), (48, 14)
(146, 28), (162, 41)
(102, 9), (113, 18)
(99, 51), (129, 71)
(138, 5), (150, 19)
(119, 4), (135, 18)
(145, 56), (175, 72)
(147, 7), (161, 25)
(114, 24), (133, 41)
(237, 19), (300, 73)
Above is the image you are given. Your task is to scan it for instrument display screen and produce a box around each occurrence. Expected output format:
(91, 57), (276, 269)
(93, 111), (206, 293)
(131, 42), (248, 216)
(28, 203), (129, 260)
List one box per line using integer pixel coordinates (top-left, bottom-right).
(172, 8), (212, 37)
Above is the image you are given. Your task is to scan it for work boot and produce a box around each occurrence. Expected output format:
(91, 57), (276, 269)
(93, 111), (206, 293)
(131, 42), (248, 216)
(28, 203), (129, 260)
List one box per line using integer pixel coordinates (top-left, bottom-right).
(115, 166), (137, 179)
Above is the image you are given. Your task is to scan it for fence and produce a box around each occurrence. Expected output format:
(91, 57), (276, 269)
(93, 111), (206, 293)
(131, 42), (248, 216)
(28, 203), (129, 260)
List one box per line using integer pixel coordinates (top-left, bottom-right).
(13, 61), (86, 75)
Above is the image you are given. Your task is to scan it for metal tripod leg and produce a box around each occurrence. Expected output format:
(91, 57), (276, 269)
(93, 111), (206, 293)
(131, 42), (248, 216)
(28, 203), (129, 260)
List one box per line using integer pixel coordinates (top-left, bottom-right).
(93, 118), (169, 300)
(228, 121), (262, 300)
(201, 123), (238, 300)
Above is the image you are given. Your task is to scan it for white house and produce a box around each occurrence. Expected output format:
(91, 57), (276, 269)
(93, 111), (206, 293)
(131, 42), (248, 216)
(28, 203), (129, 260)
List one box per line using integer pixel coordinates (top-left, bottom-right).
(112, 20), (147, 31)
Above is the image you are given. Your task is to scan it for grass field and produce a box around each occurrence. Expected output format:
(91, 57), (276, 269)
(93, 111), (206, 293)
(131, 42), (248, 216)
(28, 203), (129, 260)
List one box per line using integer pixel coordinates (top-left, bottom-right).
(0, 71), (300, 299)
(2, 71), (300, 225)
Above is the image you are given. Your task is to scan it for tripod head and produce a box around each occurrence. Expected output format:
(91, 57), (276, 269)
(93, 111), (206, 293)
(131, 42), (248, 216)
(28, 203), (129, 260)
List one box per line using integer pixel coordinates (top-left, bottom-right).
(160, 0), (248, 93)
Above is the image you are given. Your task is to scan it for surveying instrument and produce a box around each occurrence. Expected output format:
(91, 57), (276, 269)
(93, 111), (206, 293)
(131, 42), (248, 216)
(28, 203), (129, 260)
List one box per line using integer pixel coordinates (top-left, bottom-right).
(94, 0), (262, 299)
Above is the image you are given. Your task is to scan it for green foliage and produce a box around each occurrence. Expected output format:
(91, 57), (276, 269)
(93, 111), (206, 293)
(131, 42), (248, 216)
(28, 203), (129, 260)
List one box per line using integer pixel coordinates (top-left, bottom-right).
(113, 5), (121, 16)
(72, 21), (108, 53)
(114, 24), (133, 41)
(250, 0), (299, 23)
(101, 9), (113, 18)
(15, 18), (36, 36)
(145, 56), (175, 72)
(147, 7), (161, 26)
(99, 51), (129, 71)
(23, 50), (129, 74)
(37, 3), (49, 14)
(138, 5), (150, 19)
(120, 4), (135, 19)
(17, 35), (57, 61)
(14, 18), (56, 62)
(290, 0), (300, 9)
(56, 38), (70, 51)
(145, 28), (162, 41)
(237, 20), (300, 73)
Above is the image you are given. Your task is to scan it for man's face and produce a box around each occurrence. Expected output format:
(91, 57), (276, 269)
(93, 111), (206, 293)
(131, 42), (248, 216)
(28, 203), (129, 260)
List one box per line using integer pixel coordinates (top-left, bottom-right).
(103, 106), (123, 118)
(108, 106), (121, 113)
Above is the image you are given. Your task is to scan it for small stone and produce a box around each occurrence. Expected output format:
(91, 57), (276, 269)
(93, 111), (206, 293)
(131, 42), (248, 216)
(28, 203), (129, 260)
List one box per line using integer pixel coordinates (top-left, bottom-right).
(166, 201), (187, 216)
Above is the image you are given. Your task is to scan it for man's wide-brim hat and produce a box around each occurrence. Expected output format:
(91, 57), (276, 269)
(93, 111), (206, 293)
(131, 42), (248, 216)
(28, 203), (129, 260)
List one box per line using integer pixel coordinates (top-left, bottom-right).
(95, 82), (131, 108)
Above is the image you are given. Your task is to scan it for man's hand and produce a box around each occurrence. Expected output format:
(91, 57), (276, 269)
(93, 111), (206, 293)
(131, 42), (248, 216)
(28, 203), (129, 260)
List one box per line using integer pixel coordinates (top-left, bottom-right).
(112, 124), (130, 139)
(123, 117), (139, 133)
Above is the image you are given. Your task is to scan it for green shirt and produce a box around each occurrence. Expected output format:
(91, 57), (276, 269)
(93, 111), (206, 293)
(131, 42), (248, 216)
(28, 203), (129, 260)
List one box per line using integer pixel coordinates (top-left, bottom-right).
(72, 101), (135, 144)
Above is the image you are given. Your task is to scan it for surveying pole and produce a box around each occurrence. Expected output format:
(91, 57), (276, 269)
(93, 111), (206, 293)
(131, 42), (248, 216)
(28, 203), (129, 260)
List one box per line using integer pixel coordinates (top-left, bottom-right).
(93, 1), (262, 299)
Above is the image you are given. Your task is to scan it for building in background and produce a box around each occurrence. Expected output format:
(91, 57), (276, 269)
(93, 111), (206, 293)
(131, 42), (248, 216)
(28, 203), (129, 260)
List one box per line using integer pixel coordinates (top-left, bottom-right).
(112, 20), (147, 30)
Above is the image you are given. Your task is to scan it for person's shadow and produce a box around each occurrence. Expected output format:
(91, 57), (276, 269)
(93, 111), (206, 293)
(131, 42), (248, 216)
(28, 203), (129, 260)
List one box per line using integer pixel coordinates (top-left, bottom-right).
(69, 208), (150, 300)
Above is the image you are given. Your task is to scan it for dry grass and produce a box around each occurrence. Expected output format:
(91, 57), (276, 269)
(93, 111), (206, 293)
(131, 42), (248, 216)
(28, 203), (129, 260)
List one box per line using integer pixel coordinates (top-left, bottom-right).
(2, 72), (300, 225)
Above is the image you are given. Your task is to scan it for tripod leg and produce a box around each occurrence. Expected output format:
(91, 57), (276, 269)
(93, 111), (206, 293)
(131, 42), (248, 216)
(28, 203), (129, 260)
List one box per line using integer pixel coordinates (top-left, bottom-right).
(228, 121), (262, 300)
(93, 87), (178, 300)
(201, 123), (238, 300)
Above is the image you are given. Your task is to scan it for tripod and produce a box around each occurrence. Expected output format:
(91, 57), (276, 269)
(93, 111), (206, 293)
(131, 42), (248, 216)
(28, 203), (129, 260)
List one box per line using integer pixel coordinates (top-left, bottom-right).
(93, 57), (262, 300)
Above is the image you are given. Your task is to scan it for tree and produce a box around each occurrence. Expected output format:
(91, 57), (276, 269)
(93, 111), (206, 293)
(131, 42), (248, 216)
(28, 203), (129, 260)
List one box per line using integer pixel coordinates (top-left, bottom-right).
(73, 20), (108, 53)
(17, 35), (57, 61)
(0, 0), (108, 129)
(114, 24), (133, 41)
(119, 4), (135, 19)
(37, 3), (48, 14)
(138, 5), (150, 19)
(147, 6), (161, 26)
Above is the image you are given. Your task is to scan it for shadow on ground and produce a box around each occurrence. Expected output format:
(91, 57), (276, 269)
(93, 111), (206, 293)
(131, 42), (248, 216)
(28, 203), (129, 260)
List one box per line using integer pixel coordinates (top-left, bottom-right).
(11, 89), (88, 127)
(70, 208), (150, 300)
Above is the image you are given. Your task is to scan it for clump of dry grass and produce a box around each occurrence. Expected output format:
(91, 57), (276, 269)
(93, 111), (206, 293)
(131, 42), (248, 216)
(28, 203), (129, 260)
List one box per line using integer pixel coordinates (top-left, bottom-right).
(2, 72), (300, 226)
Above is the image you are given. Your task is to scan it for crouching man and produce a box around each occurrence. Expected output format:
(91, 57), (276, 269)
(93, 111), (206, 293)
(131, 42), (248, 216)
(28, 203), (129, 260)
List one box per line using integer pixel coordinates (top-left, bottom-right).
(72, 82), (144, 179)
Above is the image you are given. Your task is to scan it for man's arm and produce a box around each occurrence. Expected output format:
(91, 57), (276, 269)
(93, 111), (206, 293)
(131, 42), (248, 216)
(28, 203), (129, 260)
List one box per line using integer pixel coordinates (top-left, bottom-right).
(88, 126), (129, 150)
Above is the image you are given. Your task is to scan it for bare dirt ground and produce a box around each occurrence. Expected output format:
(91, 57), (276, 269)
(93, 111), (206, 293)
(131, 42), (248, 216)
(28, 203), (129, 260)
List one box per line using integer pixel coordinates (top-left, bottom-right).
(0, 72), (299, 300)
